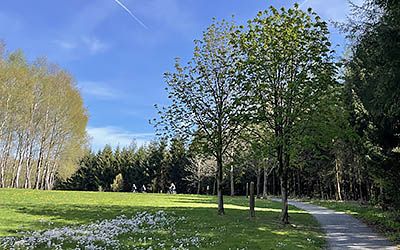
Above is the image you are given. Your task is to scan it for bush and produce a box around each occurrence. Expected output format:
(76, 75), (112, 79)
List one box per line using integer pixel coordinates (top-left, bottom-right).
(111, 174), (124, 192)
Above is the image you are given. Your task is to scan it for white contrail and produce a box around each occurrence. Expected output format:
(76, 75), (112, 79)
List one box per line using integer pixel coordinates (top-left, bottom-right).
(113, 0), (148, 29)
(300, 0), (310, 8)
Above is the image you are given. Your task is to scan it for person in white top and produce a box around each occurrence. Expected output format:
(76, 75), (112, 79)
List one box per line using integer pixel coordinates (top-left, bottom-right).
(169, 183), (176, 194)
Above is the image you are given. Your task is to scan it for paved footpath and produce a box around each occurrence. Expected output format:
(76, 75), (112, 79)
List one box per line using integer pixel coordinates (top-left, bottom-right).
(271, 198), (397, 250)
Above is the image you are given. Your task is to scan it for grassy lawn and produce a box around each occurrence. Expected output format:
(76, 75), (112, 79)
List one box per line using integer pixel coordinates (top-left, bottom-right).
(310, 200), (400, 245)
(0, 189), (324, 249)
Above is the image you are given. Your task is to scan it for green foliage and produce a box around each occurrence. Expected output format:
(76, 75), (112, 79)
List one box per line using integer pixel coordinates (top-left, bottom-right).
(155, 18), (252, 214)
(239, 4), (337, 222)
(61, 140), (194, 194)
(343, 0), (400, 207)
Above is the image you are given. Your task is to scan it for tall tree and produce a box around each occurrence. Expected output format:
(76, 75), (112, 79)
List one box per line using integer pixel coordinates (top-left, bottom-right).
(0, 46), (88, 190)
(155, 19), (250, 214)
(344, 0), (400, 207)
(240, 5), (337, 223)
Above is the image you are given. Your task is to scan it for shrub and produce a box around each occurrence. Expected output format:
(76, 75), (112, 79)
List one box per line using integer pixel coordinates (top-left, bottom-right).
(111, 174), (124, 192)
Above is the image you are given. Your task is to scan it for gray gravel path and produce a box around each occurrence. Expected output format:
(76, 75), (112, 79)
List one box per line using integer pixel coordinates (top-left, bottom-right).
(271, 198), (397, 250)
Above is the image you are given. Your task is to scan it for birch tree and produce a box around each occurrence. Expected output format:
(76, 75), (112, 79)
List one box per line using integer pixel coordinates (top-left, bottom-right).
(0, 47), (88, 189)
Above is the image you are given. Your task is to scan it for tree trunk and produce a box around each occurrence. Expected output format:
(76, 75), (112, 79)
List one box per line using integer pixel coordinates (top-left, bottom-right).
(297, 170), (301, 198)
(13, 134), (28, 188)
(22, 101), (37, 189)
(0, 96), (11, 187)
(319, 179), (324, 199)
(212, 178), (216, 195)
(24, 144), (34, 189)
(278, 144), (289, 224)
(40, 161), (49, 190)
(216, 153), (224, 215)
(230, 166), (234, 196)
(280, 174), (289, 224)
(272, 170), (276, 195)
(335, 158), (343, 201)
(11, 134), (24, 188)
(0, 132), (13, 188)
(197, 180), (201, 194)
(249, 181), (255, 217)
(34, 137), (45, 189)
(256, 167), (261, 198)
(356, 158), (364, 201)
(263, 166), (268, 198)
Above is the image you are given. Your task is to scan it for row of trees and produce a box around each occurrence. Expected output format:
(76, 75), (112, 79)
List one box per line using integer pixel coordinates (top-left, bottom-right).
(58, 139), (288, 197)
(0, 44), (88, 190)
(155, 4), (336, 222)
(58, 140), (214, 194)
(154, 1), (400, 222)
(56, 0), (398, 225)
(341, 0), (400, 207)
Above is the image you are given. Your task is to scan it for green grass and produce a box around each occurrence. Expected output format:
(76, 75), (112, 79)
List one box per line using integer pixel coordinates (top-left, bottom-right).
(310, 200), (400, 245)
(0, 189), (325, 249)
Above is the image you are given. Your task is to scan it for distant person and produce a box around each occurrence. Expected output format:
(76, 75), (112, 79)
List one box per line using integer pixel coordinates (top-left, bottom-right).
(206, 185), (210, 195)
(141, 185), (147, 193)
(132, 184), (137, 193)
(169, 182), (176, 194)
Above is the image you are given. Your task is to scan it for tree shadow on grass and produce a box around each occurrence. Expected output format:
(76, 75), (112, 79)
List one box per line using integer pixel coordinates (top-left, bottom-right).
(0, 194), (325, 249)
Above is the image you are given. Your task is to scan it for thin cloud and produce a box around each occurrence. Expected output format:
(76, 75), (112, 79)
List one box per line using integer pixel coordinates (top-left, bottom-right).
(79, 81), (120, 100)
(54, 36), (109, 55)
(113, 0), (148, 29)
(82, 36), (108, 54)
(53, 40), (77, 50)
(87, 126), (153, 150)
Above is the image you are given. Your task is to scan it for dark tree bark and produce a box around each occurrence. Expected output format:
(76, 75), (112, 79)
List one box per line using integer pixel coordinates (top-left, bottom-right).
(216, 151), (224, 215)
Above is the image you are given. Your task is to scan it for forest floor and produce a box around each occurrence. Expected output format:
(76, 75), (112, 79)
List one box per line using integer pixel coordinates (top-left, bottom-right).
(272, 198), (397, 250)
(0, 189), (324, 249)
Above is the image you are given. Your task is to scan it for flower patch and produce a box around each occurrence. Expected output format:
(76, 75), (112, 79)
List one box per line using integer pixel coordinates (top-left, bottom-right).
(1, 211), (202, 250)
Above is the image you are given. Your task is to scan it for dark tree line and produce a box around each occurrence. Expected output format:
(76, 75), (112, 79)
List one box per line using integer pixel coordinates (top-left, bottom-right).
(57, 138), (260, 195)
(58, 139), (193, 193)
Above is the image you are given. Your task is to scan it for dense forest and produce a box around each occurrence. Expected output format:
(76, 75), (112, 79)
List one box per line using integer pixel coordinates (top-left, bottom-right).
(0, 45), (88, 190)
(1, 0), (398, 224)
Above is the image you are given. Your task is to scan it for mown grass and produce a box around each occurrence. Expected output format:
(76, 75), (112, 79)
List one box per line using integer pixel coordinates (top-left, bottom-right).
(0, 189), (325, 249)
(310, 200), (400, 245)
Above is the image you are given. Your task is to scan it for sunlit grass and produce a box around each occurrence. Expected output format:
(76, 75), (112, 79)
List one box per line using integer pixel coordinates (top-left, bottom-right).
(0, 189), (325, 249)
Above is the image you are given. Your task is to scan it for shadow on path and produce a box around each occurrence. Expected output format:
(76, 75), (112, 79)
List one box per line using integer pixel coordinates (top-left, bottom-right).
(272, 198), (397, 250)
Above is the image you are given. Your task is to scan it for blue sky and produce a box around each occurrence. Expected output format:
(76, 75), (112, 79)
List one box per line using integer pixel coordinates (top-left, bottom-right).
(0, 0), (361, 150)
